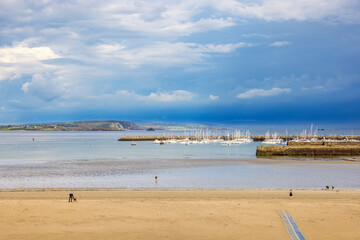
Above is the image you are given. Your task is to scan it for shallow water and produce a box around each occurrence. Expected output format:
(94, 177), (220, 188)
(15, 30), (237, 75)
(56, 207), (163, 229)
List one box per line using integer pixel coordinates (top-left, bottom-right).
(0, 131), (359, 189)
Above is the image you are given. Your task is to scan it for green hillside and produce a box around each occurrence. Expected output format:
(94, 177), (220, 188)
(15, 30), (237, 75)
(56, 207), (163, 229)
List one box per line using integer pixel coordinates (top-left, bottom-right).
(0, 121), (141, 131)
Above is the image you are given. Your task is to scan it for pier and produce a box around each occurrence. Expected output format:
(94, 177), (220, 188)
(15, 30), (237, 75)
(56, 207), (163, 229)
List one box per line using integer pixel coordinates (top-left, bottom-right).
(256, 145), (360, 157)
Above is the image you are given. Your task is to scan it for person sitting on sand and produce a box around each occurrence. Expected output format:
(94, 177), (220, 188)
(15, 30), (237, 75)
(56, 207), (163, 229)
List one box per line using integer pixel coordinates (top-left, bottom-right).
(69, 193), (74, 202)
(332, 186), (334, 190)
(289, 189), (293, 198)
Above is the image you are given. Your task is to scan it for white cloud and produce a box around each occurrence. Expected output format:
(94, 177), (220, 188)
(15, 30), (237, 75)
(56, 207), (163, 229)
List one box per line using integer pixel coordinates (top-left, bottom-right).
(1, 0), (235, 37)
(22, 73), (67, 101)
(0, 66), (20, 81)
(148, 17), (235, 36)
(269, 41), (291, 47)
(148, 90), (195, 102)
(95, 41), (251, 67)
(117, 90), (195, 102)
(0, 0), (358, 116)
(209, 94), (219, 100)
(198, 42), (252, 52)
(1, 1), (359, 42)
(301, 86), (326, 91)
(0, 43), (60, 63)
(0, 43), (61, 81)
(242, 33), (270, 38)
(4, 1), (356, 49)
(96, 2), (236, 36)
(212, 0), (360, 24)
(237, 87), (292, 99)
(95, 44), (125, 54)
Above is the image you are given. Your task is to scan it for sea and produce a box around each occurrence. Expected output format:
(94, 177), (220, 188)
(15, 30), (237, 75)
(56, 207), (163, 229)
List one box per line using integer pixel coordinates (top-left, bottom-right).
(0, 130), (359, 189)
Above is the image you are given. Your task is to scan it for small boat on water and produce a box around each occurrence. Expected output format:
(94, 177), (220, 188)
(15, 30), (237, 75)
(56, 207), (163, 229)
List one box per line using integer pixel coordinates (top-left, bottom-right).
(131, 142), (137, 146)
(166, 139), (177, 144)
(221, 142), (231, 147)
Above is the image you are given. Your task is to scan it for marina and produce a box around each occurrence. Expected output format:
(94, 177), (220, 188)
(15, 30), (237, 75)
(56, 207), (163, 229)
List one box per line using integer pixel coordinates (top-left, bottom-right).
(119, 135), (360, 143)
(118, 128), (360, 156)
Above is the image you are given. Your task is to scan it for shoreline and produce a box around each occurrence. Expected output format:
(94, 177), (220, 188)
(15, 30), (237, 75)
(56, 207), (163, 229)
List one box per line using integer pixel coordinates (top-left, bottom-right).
(1, 189), (359, 239)
(4, 156), (360, 165)
(2, 157), (359, 190)
(1, 188), (360, 193)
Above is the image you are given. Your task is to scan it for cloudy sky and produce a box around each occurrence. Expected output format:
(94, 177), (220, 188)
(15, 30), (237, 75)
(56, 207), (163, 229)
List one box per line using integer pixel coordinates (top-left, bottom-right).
(1, 0), (360, 125)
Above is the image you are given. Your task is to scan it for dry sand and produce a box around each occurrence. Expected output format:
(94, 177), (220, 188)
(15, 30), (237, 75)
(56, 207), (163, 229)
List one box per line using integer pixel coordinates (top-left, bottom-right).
(0, 189), (359, 240)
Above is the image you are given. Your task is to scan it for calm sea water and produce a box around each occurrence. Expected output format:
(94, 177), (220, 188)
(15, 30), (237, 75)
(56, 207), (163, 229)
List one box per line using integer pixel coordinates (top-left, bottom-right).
(0, 131), (359, 189)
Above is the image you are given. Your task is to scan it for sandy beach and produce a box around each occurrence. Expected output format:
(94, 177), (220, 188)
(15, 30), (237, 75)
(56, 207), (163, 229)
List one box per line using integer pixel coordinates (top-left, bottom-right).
(0, 189), (359, 239)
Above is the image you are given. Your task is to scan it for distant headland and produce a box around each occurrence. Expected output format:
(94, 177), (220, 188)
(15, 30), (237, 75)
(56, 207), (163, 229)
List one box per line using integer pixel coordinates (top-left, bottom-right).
(0, 121), (142, 131)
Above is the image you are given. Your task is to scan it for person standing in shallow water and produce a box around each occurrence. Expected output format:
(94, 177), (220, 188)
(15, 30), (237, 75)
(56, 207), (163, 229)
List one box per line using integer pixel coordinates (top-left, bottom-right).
(155, 174), (158, 183)
(289, 189), (293, 198)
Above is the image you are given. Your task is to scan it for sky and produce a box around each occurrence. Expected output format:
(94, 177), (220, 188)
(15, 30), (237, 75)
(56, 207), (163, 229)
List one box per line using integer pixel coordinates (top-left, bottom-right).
(1, 0), (360, 125)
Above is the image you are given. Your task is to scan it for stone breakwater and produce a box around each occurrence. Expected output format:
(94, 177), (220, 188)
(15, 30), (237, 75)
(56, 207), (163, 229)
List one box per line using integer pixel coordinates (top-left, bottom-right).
(256, 145), (360, 157)
(287, 141), (360, 146)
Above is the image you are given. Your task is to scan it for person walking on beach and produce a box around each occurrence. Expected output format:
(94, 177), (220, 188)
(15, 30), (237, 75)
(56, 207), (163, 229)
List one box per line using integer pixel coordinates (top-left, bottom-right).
(289, 189), (293, 199)
(69, 193), (74, 202)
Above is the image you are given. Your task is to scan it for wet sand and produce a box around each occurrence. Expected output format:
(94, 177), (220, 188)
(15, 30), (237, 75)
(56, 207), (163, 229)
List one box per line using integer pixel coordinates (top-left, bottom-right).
(0, 189), (359, 240)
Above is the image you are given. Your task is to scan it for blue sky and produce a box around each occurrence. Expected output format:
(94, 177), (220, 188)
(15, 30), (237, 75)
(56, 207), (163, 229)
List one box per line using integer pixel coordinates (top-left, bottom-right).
(0, 0), (360, 125)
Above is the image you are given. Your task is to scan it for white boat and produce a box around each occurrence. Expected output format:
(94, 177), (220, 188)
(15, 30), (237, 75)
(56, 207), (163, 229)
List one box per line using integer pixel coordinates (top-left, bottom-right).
(131, 142), (137, 146)
(166, 139), (177, 144)
(221, 141), (231, 147)
(262, 132), (284, 145)
(262, 139), (284, 144)
(232, 137), (253, 144)
(179, 138), (190, 144)
(211, 137), (223, 143)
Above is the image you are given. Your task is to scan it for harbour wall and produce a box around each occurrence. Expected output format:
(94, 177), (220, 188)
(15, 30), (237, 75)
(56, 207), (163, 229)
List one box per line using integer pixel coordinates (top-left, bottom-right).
(256, 145), (360, 157)
(286, 141), (360, 146)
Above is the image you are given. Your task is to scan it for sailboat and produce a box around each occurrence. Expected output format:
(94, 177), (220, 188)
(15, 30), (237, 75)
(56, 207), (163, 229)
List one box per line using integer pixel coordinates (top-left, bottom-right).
(261, 131), (284, 145)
